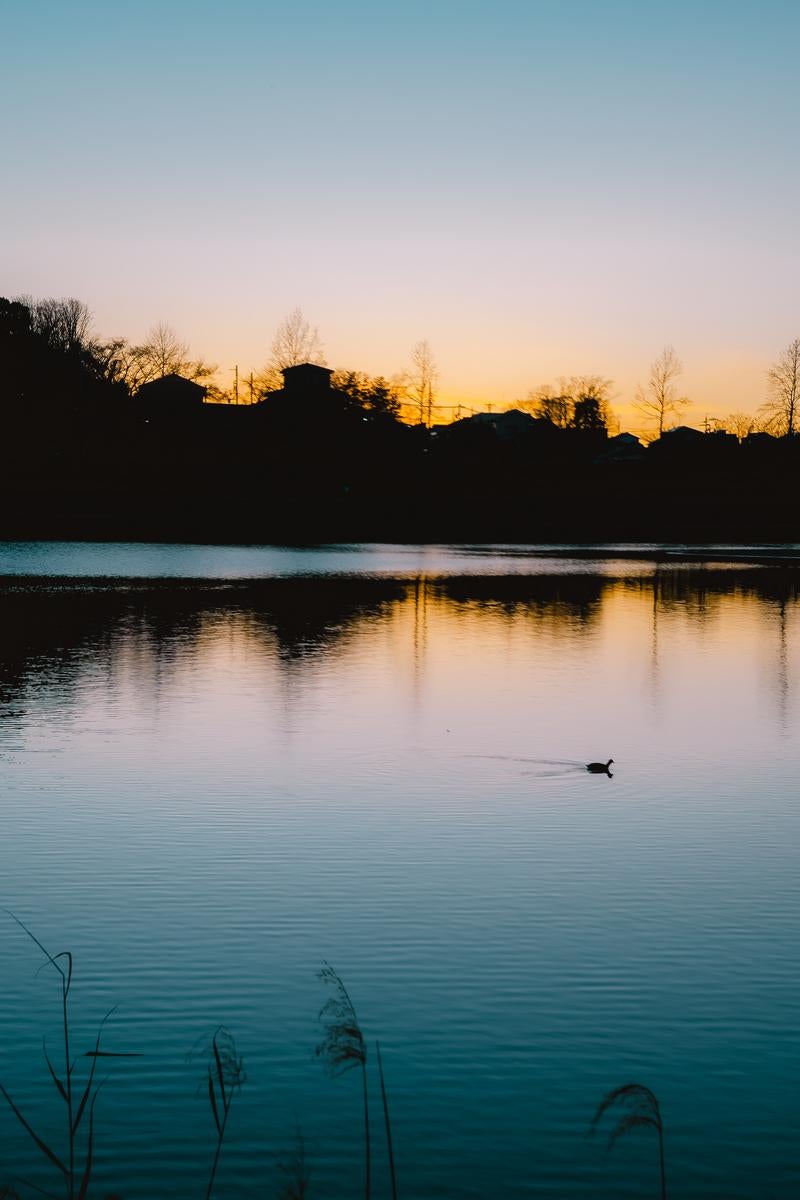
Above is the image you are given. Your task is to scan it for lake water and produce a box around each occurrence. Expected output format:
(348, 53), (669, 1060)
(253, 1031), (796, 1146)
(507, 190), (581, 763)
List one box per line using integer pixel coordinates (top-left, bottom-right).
(0, 543), (798, 1198)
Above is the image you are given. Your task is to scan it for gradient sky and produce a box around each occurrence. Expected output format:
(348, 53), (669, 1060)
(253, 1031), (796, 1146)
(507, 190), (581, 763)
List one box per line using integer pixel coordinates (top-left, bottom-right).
(2, 0), (799, 426)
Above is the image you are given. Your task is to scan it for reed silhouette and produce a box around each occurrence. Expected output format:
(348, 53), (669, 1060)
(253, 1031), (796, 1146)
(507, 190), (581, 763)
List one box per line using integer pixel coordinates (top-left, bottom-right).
(0, 920), (761, 1199)
(200, 1026), (246, 1200)
(375, 1041), (398, 1200)
(591, 1082), (667, 1200)
(0, 911), (137, 1200)
(315, 963), (370, 1200)
(276, 1126), (312, 1199)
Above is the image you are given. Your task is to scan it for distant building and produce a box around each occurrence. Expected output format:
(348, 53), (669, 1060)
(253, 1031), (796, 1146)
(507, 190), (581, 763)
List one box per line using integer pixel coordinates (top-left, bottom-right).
(648, 425), (704, 455)
(611, 432), (643, 449)
(706, 429), (738, 449)
(648, 425), (739, 464)
(744, 431), (777, 447)
(254, 363), (336, 413)
(660, 425), (705, 443)
(136, 373), (207, 417)
(278, 363), (333, 396)
(596, 431), (645, 463)
(455, 409), (538, 441)
(253, 362), (355, 432)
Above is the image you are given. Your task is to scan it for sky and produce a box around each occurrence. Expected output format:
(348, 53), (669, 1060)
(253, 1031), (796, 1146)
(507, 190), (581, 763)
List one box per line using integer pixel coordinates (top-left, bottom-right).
(2, 0), (799, 428)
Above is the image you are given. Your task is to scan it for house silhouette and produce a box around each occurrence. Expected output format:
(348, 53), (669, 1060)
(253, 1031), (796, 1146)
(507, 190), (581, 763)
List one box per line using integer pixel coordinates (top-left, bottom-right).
(136, 373), (207, 417)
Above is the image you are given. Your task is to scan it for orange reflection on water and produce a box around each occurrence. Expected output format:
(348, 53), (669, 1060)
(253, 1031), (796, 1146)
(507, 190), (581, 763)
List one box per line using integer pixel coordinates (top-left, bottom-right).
(2, 570), (795, 795)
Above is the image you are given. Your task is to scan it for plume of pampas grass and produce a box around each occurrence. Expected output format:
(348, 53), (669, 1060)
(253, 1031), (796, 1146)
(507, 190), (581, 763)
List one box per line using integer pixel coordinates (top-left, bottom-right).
(315, 963), (370, 1200)
(591, 1082), (666, 1200)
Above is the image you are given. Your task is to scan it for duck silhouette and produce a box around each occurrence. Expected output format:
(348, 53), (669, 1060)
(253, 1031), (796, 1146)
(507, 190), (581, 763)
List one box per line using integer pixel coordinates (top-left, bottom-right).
(586, 758), (614, 775)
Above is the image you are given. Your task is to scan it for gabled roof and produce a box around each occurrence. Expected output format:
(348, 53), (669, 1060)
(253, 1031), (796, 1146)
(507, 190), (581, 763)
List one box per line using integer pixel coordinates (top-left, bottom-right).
(278, 362), (334, 396)
(281, 363), (332, 380)
(662, 424), (704, 440)
(138, 373), (207, 397)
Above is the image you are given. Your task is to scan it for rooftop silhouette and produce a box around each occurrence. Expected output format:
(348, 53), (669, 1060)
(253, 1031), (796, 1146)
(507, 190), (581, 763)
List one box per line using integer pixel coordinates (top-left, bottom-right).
(3, 295), (800, 543)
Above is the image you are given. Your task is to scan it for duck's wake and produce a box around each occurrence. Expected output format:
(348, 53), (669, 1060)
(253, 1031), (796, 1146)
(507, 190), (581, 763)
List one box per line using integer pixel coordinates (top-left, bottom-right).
(463, 754), (588, 779)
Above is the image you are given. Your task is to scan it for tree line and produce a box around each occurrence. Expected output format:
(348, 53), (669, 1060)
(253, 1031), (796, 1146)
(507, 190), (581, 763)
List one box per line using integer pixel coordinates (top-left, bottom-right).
(522, 342), (800, 441)
(3, 291), (800, 543)
(3, 292), (800, 438)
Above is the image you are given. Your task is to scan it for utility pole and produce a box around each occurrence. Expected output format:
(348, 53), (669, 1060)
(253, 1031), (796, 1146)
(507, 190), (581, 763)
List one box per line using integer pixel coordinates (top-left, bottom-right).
(234, 365), (239, 405)
(248, 372), (254, 404)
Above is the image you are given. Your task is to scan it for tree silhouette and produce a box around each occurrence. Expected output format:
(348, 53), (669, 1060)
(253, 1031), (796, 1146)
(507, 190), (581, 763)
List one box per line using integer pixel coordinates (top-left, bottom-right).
(257, 308), (326, 392)
(524, 376), (613, 430)
(92, 323), (215, 393)
(526, 382), (571, 427)
(332, 369), (402, 421)
(571, 377), (612, 432)
(408, 339), (437, 426)
(144, 322), (190, 378)
(20, 296), (93, 355)
(715, 411), (759, 440)
(761, 337), (800, 436)
(572, 394), (607, 432)
(634, 345), (689, 437)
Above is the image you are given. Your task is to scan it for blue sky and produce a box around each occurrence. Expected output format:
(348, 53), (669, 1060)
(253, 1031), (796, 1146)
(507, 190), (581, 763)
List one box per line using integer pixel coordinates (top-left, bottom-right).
(2, 0), (799, 422)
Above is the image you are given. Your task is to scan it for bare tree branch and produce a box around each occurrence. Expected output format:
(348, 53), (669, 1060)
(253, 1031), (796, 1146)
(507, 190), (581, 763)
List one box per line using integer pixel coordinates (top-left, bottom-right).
(760, 337), (800, 436)
(257, 309), (325, 393)
(407, 339), (438, 426)
(633, 345), (689, 437)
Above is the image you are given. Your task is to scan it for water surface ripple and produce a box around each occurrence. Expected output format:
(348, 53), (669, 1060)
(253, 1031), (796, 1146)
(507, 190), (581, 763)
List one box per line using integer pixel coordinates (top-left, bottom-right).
(0, 545), (798, 1198)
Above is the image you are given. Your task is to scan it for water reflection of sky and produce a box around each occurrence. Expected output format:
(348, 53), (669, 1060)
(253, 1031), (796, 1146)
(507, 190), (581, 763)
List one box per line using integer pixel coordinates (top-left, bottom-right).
(0, 566), (798, 1198)
(3, 539), (800, 579)
(2, 570), (797, 755)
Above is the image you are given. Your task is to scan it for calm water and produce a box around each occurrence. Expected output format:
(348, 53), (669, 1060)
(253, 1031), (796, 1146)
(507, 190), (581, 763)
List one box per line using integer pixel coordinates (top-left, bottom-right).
(0, 544), (798, 1198)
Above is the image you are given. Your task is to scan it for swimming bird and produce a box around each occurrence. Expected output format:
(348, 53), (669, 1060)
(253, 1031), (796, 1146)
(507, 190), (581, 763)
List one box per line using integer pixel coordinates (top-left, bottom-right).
(586, 758), (614, 774)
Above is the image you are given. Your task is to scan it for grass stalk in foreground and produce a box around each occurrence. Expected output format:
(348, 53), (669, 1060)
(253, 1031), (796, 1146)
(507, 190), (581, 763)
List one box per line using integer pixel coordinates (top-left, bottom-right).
(376, 1041), (397, 1200)
(0, 911), (137, 1200)
(276, 1126), (312, 1199)
(203, 1026), (245, 1200)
